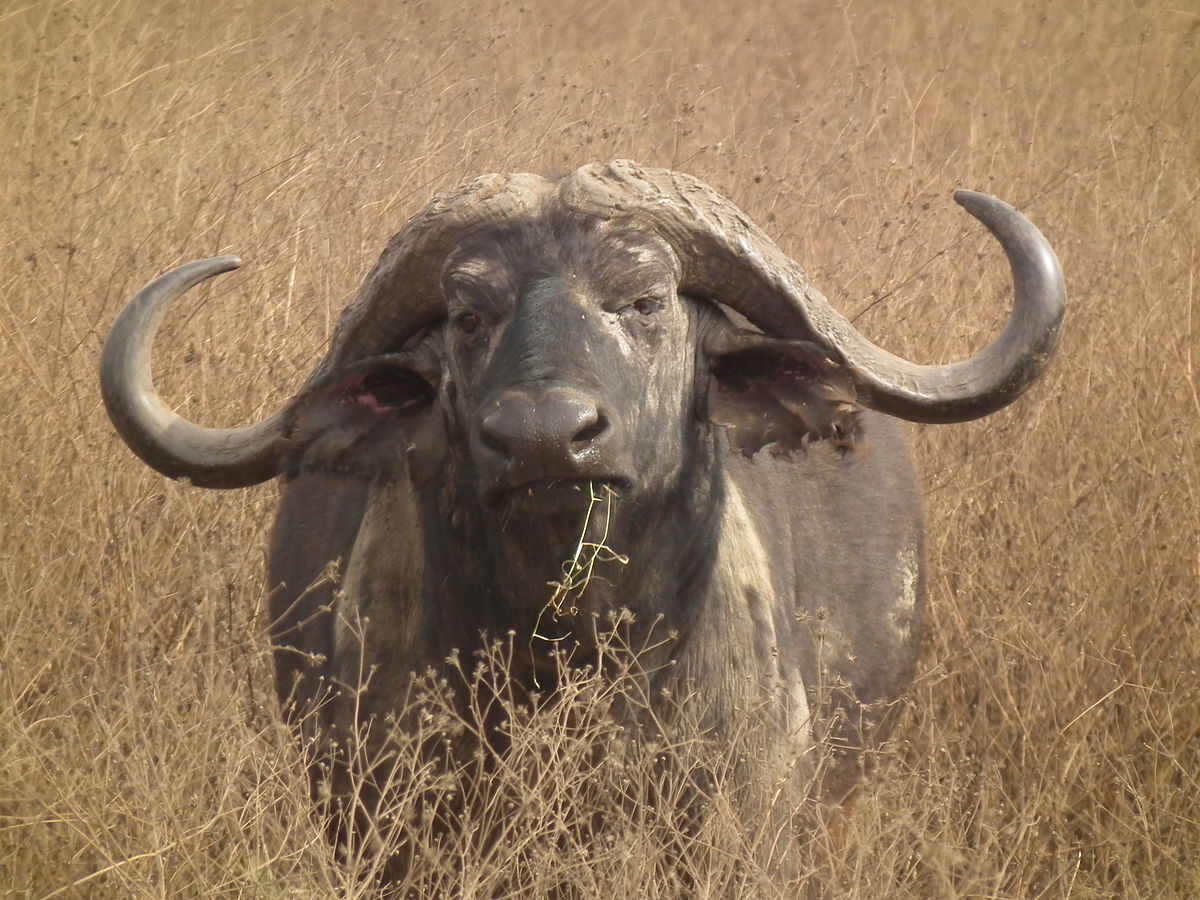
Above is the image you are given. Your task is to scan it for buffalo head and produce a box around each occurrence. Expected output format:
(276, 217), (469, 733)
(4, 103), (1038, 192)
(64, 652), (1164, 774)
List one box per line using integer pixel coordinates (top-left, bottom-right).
(101, 160), (1065, 502)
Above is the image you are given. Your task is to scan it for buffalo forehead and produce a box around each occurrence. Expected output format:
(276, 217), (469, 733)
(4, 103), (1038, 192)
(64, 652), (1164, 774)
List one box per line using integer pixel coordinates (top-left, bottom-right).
(440, 214), (678, 305)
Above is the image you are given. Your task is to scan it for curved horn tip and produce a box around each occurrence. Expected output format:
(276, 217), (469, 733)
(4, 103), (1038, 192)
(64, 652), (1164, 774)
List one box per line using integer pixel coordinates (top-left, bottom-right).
(952, 189), (1016, 217)
(207, 255), (243, 272)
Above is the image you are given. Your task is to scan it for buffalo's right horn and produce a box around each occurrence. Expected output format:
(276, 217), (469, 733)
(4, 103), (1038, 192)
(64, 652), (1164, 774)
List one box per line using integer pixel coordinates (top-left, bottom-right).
(100, 257), (286, 488)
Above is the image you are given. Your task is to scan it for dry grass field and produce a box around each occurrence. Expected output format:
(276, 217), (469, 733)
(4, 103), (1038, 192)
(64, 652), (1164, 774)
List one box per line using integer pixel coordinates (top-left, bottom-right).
(2, 0), (1198, 896)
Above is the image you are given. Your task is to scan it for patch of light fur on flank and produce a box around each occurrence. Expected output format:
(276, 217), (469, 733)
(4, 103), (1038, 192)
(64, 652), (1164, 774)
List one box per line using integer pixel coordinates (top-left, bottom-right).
(332, 478), (430, 708)
(715, 480), (812, 752)
(892, 544), (920, 641)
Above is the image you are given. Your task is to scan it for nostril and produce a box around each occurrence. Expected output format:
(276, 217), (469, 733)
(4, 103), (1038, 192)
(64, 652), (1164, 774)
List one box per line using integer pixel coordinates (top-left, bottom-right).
(571, 411), (609, 450)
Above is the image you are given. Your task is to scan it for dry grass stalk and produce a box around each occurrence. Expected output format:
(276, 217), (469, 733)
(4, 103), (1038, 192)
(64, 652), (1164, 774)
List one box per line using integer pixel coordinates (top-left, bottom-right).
(536, 481), (629, 628)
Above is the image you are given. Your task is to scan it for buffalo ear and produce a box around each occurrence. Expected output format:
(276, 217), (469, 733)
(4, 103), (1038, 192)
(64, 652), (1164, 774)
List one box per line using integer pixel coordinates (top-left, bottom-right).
(282, 347), (446, 484)
(705, 330), (863, 456)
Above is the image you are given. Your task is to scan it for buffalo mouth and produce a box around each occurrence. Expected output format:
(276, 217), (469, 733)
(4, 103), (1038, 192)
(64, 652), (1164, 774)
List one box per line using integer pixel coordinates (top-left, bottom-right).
(488, 477), (629, 515)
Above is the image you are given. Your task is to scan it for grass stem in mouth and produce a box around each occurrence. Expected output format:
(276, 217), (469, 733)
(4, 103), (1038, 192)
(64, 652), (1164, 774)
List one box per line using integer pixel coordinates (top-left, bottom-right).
(530, 482), (629, 684)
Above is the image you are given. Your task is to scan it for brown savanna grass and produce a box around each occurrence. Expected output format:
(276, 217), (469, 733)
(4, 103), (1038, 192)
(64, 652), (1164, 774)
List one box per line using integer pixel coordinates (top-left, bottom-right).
(2, 0), (1197, 895)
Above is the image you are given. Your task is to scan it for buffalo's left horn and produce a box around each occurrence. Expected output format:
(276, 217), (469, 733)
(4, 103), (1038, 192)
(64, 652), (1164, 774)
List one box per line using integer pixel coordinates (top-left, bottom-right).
(566, 161), (1066, 425)
(100, 257), (286, 488)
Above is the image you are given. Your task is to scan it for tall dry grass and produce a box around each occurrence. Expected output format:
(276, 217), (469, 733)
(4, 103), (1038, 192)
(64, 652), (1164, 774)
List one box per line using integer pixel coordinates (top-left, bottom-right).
(2, 0), (1197, 895)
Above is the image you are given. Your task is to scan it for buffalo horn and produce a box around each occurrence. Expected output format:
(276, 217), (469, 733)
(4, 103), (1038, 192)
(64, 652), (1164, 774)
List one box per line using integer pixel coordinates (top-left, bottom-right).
(100, 257), (286, 488)
(565, 160), (1067, 424)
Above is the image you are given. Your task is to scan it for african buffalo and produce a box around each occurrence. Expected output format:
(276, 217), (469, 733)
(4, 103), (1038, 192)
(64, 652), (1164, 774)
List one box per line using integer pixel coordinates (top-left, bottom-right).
(100, 160), (1064, 871)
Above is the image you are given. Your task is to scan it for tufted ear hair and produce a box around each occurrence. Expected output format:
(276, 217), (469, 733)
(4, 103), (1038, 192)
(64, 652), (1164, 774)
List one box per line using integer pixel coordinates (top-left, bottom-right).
(703, 319), (863, 457)
(281, 334), (446, 484)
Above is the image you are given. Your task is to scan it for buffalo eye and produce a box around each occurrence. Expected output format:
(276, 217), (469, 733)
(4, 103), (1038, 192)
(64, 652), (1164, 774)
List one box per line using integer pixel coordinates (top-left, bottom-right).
(455, 312), (481, 334)
(632, 296), (660, 316)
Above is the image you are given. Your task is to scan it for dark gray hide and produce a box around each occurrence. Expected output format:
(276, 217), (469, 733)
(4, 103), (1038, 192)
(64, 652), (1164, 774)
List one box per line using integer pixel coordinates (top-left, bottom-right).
(100, 160), (1064, 859)
(270, 220), (921, 807)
